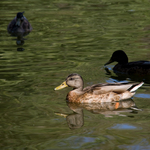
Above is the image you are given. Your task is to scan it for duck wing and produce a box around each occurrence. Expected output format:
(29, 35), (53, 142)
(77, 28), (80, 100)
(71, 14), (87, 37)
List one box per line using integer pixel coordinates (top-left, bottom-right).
(7, 18), (16, 33)
(127, 61), (150, 67)
(22, 19), (33, 31)
(114, 61), (150, 75)
(83, 82), (143, 95)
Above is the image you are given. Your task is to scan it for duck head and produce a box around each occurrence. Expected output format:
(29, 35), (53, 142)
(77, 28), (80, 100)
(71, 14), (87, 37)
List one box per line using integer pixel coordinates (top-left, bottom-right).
(15, 12), (25, 27)
(55, 73), (84, 91)
(105, 50), (129, 66)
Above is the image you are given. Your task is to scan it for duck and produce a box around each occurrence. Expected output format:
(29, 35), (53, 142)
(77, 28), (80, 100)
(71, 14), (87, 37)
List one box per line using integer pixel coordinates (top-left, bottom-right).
(54, 73), (144, 103)
(104, 50), (150, 75)
(7, 12), (32, 34)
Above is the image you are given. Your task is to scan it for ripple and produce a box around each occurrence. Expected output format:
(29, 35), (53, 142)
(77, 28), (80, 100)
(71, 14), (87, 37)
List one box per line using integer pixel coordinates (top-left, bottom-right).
(135, 93), (150, 99)
(58, 136), (96, 148)
(109, 123), (142, 130)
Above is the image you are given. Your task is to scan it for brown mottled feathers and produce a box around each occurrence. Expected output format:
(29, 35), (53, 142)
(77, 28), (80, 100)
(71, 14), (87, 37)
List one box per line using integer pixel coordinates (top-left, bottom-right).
(55, 73), (143, 103)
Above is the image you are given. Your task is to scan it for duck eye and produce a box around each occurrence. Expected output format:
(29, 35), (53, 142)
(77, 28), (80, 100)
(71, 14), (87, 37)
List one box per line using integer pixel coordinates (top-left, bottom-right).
(70, 78), (73, 80)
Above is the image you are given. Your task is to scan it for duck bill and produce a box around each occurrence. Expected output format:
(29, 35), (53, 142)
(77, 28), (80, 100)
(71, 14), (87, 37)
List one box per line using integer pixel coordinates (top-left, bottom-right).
(54, 81), (68, 90)
(104, 59), (114, 66)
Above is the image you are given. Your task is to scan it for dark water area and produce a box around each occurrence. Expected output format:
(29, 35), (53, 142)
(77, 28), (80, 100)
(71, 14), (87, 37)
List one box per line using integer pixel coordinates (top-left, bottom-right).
(0, 0), (150, 149)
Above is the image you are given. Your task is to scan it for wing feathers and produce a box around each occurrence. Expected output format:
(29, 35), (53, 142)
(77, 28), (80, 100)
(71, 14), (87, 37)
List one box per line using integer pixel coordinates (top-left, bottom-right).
(83, 82), (143, 95)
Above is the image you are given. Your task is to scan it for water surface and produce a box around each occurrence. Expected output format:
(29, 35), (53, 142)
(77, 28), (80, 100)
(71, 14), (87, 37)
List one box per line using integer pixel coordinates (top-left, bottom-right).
(0, 0), (150, 149)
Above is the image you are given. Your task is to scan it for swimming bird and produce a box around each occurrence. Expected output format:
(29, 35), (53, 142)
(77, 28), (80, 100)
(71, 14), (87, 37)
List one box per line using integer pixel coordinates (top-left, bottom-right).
(54, 73), (143, 103)
(7, 12), (32, 34)
(104, 50), (150, 75)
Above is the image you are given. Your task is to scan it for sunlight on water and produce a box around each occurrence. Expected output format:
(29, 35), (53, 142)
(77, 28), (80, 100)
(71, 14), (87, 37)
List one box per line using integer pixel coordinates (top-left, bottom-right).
(109, 123), (142, 130)
(59, 136), (96, 149)
(119, 139), (150, 150)
(135, 93), (150, 99)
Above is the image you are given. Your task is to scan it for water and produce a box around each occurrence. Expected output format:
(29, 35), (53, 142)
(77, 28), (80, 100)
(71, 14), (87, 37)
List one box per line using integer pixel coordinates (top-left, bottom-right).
(0, 0), (150, 149)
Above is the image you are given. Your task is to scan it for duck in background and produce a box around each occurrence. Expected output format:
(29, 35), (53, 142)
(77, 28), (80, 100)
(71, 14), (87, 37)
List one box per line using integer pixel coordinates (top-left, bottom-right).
(104, 50), (150, 75)
(7, 12), (32, 34)
(54, 73), (143, 103)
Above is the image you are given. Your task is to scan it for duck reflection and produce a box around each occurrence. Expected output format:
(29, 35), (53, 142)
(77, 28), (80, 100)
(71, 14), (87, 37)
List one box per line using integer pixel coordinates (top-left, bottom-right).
(67, 99), (140, 117)
(9, 32), (26, 51)
(7, 12), (32, 50)
(66, 105), (84, 129)
(56, 99), (141, 129)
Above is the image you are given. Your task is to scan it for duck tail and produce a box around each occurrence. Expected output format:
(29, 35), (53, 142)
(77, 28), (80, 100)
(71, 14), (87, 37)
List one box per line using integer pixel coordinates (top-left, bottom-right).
(129, 82), (144, 93)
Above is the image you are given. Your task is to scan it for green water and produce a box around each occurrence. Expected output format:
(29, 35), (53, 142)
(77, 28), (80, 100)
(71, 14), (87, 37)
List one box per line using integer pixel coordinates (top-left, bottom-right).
(0, 0), (150, 149)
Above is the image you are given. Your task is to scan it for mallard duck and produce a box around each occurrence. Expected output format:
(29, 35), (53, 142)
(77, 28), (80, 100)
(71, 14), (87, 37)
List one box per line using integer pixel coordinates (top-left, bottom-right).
(54, 73), (143, 103)
(7, 12), (32, 34)
(104, 50), (150, 75)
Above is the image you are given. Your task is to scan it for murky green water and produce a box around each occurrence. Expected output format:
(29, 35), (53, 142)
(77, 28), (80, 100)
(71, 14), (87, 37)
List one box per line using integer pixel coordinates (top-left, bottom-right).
(0, 0), (150, 149)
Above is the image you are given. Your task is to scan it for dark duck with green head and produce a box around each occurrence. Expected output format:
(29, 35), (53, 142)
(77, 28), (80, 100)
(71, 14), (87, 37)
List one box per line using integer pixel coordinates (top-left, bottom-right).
(104, 50), (150, 75)
(7, 12), (32, 34)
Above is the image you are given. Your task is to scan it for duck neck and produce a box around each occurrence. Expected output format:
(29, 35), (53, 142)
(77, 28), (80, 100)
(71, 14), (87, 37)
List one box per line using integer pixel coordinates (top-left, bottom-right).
(118, 57), (128, 64)
(73, 78), (84, 92)
(119, 53), (128, 64)
(67, 86), (84, 102)
(73, 86), (83, 92)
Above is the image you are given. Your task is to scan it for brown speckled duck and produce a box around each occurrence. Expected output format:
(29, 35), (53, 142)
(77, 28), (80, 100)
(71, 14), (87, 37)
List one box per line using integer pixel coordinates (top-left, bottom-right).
(104, 50), (150, 75)
(54, 73), (143, 103)
(7, 12), (32, 34)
